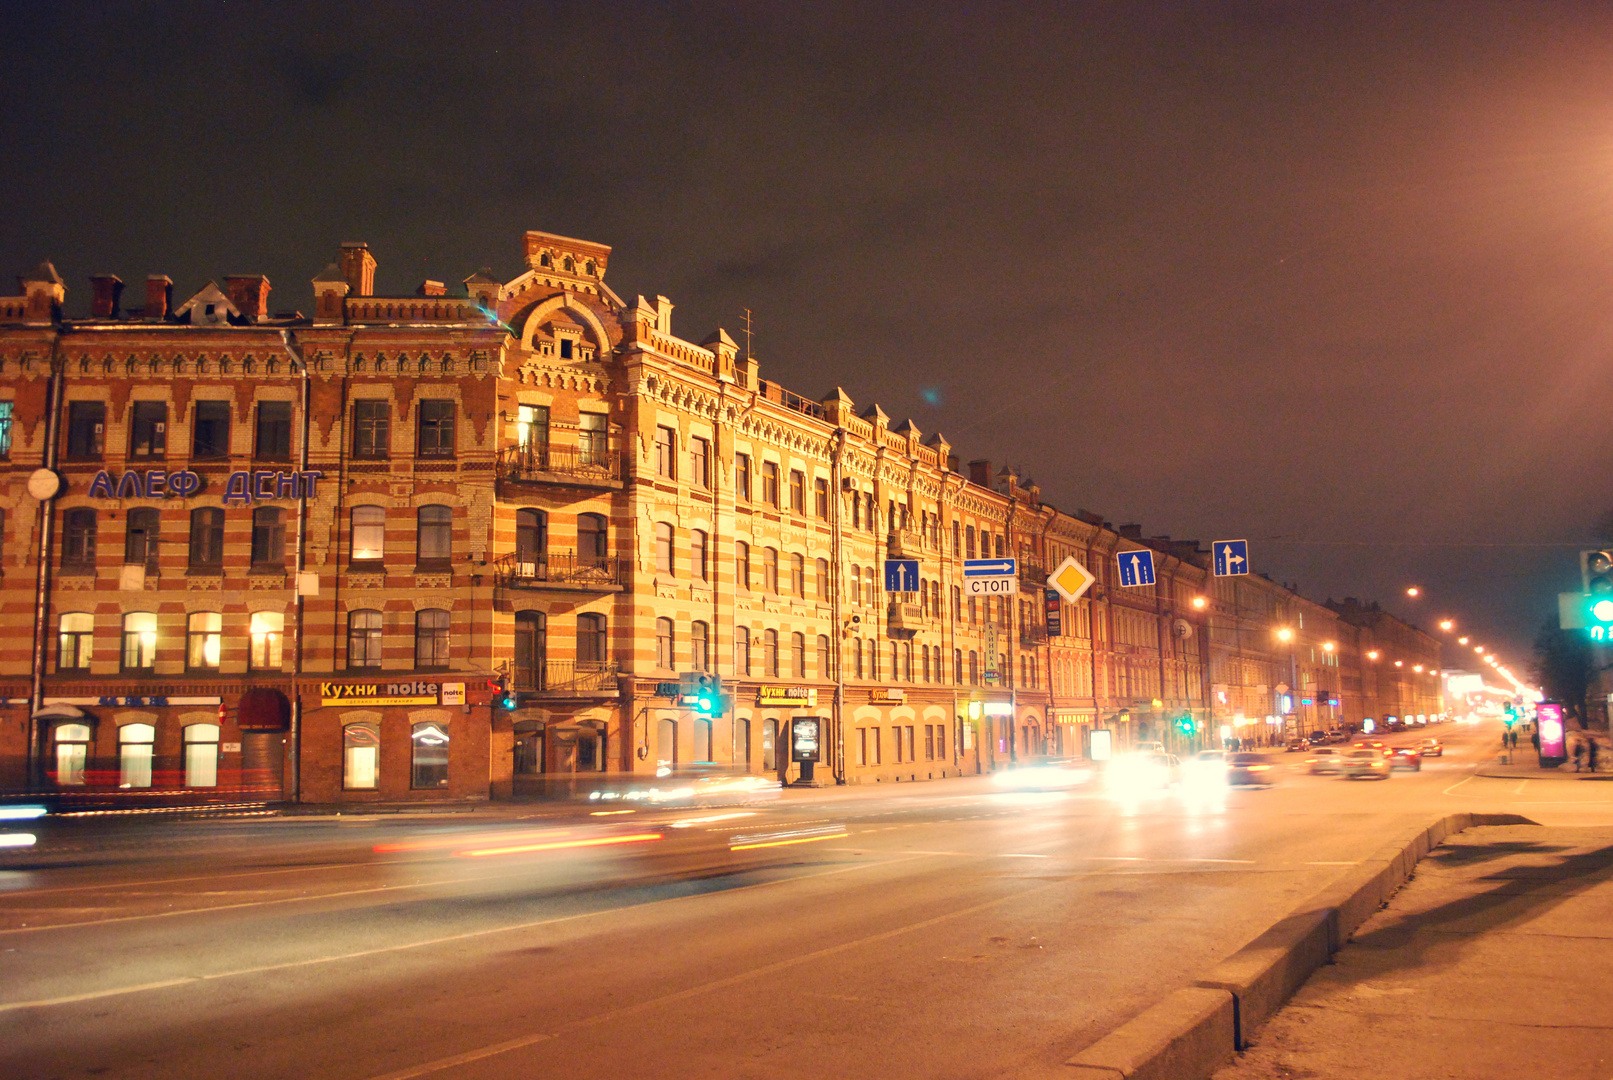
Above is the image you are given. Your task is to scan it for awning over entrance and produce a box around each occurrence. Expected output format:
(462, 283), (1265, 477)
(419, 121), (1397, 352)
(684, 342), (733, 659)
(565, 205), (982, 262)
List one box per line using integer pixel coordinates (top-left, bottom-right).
(238, 688), (291, 731)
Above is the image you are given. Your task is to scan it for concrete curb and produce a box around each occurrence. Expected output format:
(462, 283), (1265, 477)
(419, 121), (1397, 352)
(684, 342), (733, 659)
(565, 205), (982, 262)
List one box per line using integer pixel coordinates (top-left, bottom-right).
(1044, 810), (1537, 1078)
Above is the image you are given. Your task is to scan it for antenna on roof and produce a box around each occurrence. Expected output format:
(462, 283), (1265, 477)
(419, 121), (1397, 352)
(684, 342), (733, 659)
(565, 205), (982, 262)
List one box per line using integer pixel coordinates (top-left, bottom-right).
(742, 307), (754, 363)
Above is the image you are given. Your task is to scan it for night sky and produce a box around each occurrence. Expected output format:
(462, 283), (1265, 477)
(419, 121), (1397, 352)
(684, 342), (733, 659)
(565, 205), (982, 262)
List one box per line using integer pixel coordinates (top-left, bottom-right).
(6, 1), (1612, 672)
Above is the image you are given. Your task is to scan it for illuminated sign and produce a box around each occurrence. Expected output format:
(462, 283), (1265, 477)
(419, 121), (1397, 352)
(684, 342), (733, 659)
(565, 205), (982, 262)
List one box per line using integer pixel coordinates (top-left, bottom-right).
(88, 469), (204, 499)
(758, 686), (818, 707)
(868, 688), (905, 704)
(791, 717), (822, 763)
(321, 681), (445, 708)
(1537, 701), (1567, 762)
(86, 468), (323, 504)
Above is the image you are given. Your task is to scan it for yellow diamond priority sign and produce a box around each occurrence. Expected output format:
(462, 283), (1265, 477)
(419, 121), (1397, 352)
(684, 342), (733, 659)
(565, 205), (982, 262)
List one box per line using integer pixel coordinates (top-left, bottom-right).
(1048, 556), (1096, 604)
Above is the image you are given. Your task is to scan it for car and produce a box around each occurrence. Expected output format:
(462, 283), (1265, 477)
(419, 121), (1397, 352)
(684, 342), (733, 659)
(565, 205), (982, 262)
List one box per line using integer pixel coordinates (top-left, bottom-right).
(1307, 730), (1329, 745)
(1419, 739), (1443, 757)
(992, 756), (1096, 791)
(1326, 729), (1347, 743)
(1352, 739), (1387, 751)
(1341, 747), (1391, 780)
(1389, 746), (1422, 771)
(1285, 738), (1309, 752)
(1307, 747), (1343, 775)
(1226, 752), (1278, 786)
(1107, 751), (1181, 790)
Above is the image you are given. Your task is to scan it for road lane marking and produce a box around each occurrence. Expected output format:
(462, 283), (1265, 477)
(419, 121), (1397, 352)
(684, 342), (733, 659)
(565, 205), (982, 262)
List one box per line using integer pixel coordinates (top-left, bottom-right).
(1515, 780), (1529, 795)
(0, 857), (915, 1013)
(356, 877), (1071, 1080)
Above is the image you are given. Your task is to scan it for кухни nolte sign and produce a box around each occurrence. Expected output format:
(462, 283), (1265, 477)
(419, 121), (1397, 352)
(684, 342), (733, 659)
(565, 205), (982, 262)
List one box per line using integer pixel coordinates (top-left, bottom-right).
(321, 681), (452, 708)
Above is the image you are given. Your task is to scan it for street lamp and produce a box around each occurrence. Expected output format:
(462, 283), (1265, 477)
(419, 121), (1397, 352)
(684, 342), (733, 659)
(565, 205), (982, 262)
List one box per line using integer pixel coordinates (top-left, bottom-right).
(1439, 619), (1454, 631)
(1458, 636), (1469, 645)
(1191, 596), (1208, 610)
(1276, 627), (1294, 642)
(1406, 587), (1421, 597)
(1366, 649), (1380, 660)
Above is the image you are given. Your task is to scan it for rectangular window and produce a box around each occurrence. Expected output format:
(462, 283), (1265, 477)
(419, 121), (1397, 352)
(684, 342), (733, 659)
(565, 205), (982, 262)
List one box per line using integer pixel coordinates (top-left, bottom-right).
(128, 401), (167, 458)
(353, 400), (390, 459)
(58, 613), (94, 672)
(735, 453), (752, 501)
(517, 404), (550, 452)
(191, 400), (230, 460)
(654, 425), (677, 478)
(254, 401), (292, 461)
(188, 508), (224, 569)
(690, 436), (710, 489)
(251, 507), (286, 567)
(906, 726), (916, 762)
(762, 462), (780, 506)
(417, 400), (456, 458)
(65, 401), (105, 460)
(578, 411), (607, 465)
(0, 400), (11, 458)
(789, 470), (805, 514)
(814, 477), (829, 519)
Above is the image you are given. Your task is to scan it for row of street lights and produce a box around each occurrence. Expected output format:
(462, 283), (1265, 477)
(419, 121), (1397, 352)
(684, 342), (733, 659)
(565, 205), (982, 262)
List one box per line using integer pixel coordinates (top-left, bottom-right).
(1408, 586), (1533, 697)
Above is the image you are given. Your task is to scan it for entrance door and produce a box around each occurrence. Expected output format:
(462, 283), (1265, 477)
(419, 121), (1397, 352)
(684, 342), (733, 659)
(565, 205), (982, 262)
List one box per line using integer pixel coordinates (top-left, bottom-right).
(240, 731), (284, 798)
(656, 718), (677, 771)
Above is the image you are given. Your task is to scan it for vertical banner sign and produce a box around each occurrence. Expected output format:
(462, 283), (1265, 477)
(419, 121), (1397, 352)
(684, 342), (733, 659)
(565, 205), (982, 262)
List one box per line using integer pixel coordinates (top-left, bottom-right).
(1044, 589), (1063, 637)
(1536, 702), (1567, 765)
(985, 623), (999, 682)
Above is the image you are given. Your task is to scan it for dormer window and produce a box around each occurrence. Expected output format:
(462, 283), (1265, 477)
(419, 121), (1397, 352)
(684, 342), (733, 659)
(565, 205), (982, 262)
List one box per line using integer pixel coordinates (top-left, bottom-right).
(560, 339), (573, 359)
(205, 303), (215, 317)
(540, 253), (552, 268)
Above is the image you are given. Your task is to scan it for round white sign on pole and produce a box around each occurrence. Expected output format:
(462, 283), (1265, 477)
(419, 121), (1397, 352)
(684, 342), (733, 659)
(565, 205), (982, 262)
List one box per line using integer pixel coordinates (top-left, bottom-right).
(26, 468), (61, 501)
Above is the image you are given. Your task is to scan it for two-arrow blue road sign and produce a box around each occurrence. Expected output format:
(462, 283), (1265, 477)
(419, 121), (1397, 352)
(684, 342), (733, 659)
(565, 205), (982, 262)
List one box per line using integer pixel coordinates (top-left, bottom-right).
(963, 558), (1017, 596)
(1213, 539), (1250, 578)
(1117, 549), (1156, 588)
(884, 559), (920, 592)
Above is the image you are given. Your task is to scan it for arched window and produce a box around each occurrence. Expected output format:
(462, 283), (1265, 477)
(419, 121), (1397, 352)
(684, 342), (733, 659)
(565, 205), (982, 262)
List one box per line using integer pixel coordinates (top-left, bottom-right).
(789, 553), (804, 596)
(864, 571), (876, 607)
(656, 617), (675, 669)
(121, 612), (157, 671)
(817, 634), (831, 678)
(411, 723), (450, 789)
(763, 629), (779, 677)
(891, 641), (899, 681)
(735, 626), (751, 675)
(343, 723), (380, 789)
(417, 505), (452, 564)
(184, 723), (220, 787)
(188, 507), (224, 569)
(53, 723), (91, 786)
(351, 505), (386, 562)
(250, 611), (284, 670)
(735, 541), (751, 590)
(415, 609), (451, 669)
(119, 723), (155, 788)
(514, 508), (546, 562)
(62, 508), (96, 571)
(515, 611), (546, 689)
(58, 613), (94, 672)
(854, 638), (864, 679)
(692, 621), (710, 672)
(577, 613), (607, 664)
(655, 522), (674, 575)
(125, 507), (159, 569)
(850, 565), (861, 606)
(763, 548), (779, 593)
(691, 529), (709, 581)
(347, 609), (383, 669)
(187, 612), (221, 671)
(816, 558), (830, 600)
(578, 512), (607, 566)
(251, 506), (285, 567)
(791, 632), (806, 678)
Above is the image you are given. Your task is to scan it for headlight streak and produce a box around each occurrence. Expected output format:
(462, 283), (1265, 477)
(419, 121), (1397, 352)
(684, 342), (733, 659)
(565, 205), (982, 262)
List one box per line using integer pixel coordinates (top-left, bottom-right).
(0, 806), (48, 821)
(457, 833), (663, 858)
(729, 830), (849, 851)
(0, 833), (37, 848)
(670, 812), (756, 829)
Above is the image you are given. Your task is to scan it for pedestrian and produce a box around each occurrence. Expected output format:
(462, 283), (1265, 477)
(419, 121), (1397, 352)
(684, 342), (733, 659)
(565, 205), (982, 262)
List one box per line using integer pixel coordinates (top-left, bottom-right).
(1590, 740), (1601, 773)
(1574, 741), (1585, 772)
(1532, 730), (1540, 752)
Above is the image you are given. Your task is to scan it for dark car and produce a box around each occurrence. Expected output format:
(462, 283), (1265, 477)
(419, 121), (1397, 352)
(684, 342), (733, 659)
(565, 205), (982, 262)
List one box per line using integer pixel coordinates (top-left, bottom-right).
(1419, 738), (1443, 757)
(1307, 730), (1329, 746)
(1226, 752), (1278, 786)
(1389, 747), (1422, 771)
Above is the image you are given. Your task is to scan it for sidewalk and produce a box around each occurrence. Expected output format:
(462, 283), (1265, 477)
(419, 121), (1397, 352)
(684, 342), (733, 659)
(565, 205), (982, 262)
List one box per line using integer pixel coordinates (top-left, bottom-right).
(1212, 823), (1613, 1080)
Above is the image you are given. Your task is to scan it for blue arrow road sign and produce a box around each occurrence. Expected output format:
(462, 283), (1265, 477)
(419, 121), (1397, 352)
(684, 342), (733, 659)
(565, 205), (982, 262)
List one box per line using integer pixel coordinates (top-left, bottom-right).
(962, 558), (1016, 577)
(1117, 549), (1156, 588)
(884, 559), (920, 592)
(1213, 539), (1249, 577)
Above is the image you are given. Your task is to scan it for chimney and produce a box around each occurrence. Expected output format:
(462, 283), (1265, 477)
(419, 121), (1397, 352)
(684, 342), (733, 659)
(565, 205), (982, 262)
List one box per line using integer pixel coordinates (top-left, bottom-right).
(224, 275), (271, 322)
(145, 275), (173, 321)
(968, 459), (992, 486)
(340, 242), (376, 296)
(1119, 524), (1143, 540)
(89, 274), (124, 318)
(655, 295), (674, 334)
(416, 279), (446, 297)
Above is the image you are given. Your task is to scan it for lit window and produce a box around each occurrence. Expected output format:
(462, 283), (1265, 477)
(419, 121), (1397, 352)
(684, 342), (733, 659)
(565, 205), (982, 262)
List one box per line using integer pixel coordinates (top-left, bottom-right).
(0, 400), (12, 458)
(250, 610), (284, 670)
(121, 612), (157, 672)
(58, 612), (94, 672)
(184, 724), (220, 787)
(53, 723), (90, 786)
(344, 723), (379, 789)
(411, 723), (450, 789)
(119, 723), (155, 788)
(187, 611), (221, 670)
(351, 505), (386, 562)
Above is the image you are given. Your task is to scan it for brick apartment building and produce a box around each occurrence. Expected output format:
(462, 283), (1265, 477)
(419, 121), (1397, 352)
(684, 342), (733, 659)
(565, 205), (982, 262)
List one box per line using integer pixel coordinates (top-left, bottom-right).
(0, 230), (1439, 806)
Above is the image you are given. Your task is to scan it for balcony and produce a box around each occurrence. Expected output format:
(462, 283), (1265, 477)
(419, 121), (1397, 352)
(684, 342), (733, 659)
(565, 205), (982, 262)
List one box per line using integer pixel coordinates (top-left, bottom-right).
(1018, 563), (1048, 591)
(1020, 625), (1050, 647)
(496, 444), (625, 490)
(887, 529), (927, 559)
(887, 601), (925, 638)
(494, 550), (626, 592)
(514, 659), (620, 697)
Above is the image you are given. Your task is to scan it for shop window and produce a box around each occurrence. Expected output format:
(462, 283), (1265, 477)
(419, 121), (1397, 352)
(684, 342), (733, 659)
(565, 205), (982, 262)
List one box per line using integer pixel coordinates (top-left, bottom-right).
(578, 412), (607, 466)
(761, 462), (779, 506)
(791, 632), (806, 678)
(764, 630), (779, 677)
(250, 507), (285, 568)
(656, 617), (675, 670)
(578, 513), (608, 565)
(343, 723), (380, 789)
(188, 508), (224, 570)
(762, 719), (777, 772)
(184, 723), (220, 787)
(655, 522), (675, 575)
(817, 634), (831, 678)
(250, 611), (284, 671)
(789, 470), (805, 513)
(654, 425), (676, 478)
(65, 401), (105, 460)
(411, 723), (450, 789)
(0, 400), (11, 457)
(191, 400), (230, 460)
(514, 611), (546, 690)
(514, 725), (545, 775)
(351, 505), (386, 563)
(735, 453), (752, 500)
(416, 505), (452, 565)
(129, 401), (167, 459)
(62, 508), (97, 571)
(735, 626), (750, 675)
(58, 613), (94, 672)
(693, 720), (712, 763)
(124, 507), (160, 570)
(577, 613), (606, 664)
(414, 608), (450, 670)
(735, 541), (750, 590)
(416, 400), (456, 458)
(121, 612), (157, 672)
(119, 723), (155, 788)
(692, 621), (710, 672)
(187, 611), (221, 671)
(691, 529), (709, 581)
(517, 404), (550, 453)
(789, 553), (804, 596)
(347, 609), (383, 669)
(53, 723), (90, 786)
(353, 400), (390, 459)
(254, 401), (292, 461)
(690, 436), (710, 489)
(763, 547), (779, 593)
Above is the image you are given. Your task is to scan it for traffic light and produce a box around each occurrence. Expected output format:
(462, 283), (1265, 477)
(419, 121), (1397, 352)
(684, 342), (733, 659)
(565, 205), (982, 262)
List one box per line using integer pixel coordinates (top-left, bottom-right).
(489, 674), (516, 711)
(679, 671), (724, 715)
(1582, 551), (1613, 639)
(1174, 714), (1195, 736)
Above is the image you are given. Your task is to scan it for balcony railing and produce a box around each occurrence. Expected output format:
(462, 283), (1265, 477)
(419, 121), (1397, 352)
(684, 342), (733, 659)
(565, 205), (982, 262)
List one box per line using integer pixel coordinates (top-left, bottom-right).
(887, 601), (925, 637)
(1019, 563), (1048, 590)
(513, 659), (620, 695)
(497, 443), (624, 487)
(494, 550), (626, 591)
(1020, 625), (1050, 646)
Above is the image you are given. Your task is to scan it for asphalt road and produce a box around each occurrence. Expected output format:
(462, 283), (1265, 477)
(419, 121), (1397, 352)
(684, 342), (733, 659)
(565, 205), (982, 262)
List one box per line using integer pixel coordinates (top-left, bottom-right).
(3, 720), (1609, 1080)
